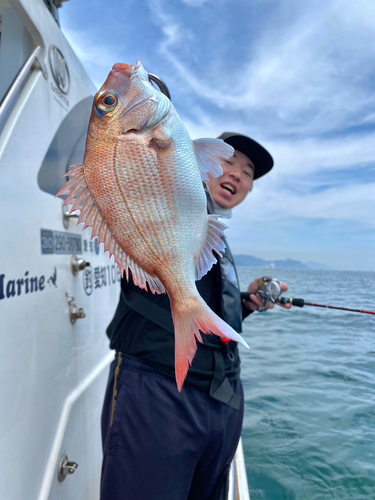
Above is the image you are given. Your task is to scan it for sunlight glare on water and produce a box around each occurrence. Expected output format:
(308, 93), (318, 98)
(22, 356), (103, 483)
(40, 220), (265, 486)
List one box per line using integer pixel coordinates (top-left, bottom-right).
(238, 268), (375, 500)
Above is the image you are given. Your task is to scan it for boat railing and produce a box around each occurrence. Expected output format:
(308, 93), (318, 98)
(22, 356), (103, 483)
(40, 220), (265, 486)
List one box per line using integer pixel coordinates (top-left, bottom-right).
(0, 44), (48, 129)
(228, 437), (251, 500)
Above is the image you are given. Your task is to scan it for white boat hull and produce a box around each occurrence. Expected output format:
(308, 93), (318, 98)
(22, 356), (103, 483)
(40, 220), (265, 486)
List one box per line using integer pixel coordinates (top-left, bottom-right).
(0, 1), (119, 498)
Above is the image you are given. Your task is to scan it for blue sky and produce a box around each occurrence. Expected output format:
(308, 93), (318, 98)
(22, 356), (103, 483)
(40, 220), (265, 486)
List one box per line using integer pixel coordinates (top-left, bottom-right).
(59, 0), (375, 271)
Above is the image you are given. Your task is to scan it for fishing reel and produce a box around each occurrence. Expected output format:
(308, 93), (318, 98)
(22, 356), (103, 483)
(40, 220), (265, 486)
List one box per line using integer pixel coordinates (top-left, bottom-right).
(241, 277), (375, 315)
(241, 276), (284, 311)
(257, 276), (283, 311)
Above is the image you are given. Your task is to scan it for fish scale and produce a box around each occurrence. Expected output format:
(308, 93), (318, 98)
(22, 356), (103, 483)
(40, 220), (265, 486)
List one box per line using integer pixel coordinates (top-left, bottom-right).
(56, 61), (248, 390)
(116, 140), (179, 270)
(124, 139), (194, 266)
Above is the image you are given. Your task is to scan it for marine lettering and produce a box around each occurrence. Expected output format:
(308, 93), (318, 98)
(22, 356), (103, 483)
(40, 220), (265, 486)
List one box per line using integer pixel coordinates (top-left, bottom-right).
(0, 274), (4, 300)
(30, 277), (38, 293)
(6, 280), (16, 298)
(0, 269), (56, 301)
(17, 278), (24, 295)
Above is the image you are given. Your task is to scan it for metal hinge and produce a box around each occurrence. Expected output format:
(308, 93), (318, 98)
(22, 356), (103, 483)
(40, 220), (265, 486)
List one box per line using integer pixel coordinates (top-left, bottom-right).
(58, 454), (78, 482)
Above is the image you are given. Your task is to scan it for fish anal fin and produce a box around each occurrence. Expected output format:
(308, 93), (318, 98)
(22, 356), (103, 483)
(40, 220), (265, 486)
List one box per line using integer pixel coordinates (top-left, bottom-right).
(56, 166), (166, 295)
(123, 253), (166, 294)
(193, 138), (234, 181)
(89, 226), (166, 295)
(195, 215), (227, 280)
(88, 219), (166, 295)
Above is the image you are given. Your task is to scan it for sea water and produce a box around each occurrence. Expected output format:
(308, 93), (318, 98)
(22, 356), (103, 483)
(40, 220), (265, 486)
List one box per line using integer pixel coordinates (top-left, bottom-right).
(237, 268), (375, 500)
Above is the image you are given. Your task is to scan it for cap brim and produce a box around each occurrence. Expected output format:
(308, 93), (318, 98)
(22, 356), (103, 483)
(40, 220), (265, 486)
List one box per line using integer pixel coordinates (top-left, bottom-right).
(218, 133), (274, 180)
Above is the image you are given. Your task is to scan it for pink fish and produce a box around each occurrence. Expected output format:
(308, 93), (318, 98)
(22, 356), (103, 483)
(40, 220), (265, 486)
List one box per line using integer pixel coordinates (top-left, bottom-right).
(56, 61), (248, 390)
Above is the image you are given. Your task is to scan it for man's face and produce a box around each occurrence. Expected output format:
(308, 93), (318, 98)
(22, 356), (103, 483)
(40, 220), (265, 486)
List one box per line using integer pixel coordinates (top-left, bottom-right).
(207, 149), (254, 209)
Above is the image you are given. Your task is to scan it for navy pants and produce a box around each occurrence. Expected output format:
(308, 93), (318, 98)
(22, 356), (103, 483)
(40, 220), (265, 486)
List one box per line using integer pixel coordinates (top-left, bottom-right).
(100, 352), (244, 500)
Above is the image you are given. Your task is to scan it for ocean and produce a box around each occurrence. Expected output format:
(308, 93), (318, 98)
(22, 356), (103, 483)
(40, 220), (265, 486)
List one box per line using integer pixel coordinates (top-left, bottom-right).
(237, 268), (375, 500)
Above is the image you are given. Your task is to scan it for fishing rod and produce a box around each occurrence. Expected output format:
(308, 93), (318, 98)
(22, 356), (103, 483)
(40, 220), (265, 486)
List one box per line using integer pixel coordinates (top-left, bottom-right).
(240, 276), (375, 315)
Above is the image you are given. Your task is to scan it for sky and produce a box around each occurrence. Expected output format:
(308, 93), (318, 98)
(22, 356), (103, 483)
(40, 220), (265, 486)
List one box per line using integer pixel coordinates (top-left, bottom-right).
(59, 0), (375, 271)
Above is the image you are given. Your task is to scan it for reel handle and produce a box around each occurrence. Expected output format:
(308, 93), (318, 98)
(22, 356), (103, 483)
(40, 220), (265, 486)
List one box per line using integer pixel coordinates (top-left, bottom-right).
(278, 297), (304, 307)
(240, 293), (305, 308)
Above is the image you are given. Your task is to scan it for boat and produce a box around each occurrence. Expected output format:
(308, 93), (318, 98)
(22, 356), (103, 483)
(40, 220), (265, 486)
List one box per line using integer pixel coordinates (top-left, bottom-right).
(0, 1), (250, 498)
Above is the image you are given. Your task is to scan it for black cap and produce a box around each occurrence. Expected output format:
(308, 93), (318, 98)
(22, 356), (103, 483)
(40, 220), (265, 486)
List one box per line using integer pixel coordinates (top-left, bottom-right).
(218, 132), (274, 180)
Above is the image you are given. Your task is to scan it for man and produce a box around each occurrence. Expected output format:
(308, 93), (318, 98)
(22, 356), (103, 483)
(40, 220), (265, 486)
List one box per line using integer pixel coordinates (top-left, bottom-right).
(100, 132), (290, 500)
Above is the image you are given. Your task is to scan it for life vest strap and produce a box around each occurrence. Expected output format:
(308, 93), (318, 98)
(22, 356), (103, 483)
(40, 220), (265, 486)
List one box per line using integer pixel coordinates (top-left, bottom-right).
(209, 349), (241, 410)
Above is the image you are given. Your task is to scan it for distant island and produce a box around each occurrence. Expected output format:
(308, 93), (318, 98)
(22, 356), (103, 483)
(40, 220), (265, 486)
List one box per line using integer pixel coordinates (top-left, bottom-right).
(233, 255), (333, 271)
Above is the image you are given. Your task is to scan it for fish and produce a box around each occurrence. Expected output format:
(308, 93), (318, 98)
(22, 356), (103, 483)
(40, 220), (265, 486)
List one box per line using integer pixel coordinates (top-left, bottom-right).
(56, 61), (248, 390)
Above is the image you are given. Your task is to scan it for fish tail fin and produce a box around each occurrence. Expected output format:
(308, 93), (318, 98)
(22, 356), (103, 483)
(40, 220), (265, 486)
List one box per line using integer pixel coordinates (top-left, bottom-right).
(172, 295), (249, 392)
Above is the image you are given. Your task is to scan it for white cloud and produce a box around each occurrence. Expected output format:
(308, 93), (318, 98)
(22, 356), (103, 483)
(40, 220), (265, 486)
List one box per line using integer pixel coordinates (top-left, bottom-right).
(238, 0), (375, 133)
(147, 0), (375, 135)
(243, 182), (375, 224)
(267, 132), (375, 177)
(180, 0), (210, 6)
(148, 0), (193, 49)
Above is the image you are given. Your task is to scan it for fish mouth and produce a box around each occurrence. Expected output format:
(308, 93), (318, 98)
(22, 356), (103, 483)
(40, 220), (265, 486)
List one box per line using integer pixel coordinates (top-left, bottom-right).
(113, 61), (142, 77)
(220, 182), (236, 195)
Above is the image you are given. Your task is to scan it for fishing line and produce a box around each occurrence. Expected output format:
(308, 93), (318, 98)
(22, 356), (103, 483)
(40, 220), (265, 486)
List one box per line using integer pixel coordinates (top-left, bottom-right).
(277, 297), (375, 315)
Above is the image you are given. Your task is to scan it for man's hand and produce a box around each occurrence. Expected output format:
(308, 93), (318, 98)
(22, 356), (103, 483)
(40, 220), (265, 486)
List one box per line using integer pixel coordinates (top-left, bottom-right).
(242, 277), (291, 312)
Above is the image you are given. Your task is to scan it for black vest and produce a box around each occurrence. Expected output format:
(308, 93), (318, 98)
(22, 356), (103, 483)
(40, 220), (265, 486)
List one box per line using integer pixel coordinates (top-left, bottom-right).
(106, 189), (244, 409)
(205, 187), (243, 333)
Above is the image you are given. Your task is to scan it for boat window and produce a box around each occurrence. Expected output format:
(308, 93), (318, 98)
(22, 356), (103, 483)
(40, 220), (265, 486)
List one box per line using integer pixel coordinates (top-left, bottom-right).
(41, 0), (60, 25)
(37, 97), (93, 197)
(0, 5), (34, 105)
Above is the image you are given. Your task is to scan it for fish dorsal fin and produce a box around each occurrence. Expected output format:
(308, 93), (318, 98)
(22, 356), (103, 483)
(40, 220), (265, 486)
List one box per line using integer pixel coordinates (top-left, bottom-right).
(56, 165), (166, 295)
(195, 215), (228, 280)
(193, 138), (234, 181)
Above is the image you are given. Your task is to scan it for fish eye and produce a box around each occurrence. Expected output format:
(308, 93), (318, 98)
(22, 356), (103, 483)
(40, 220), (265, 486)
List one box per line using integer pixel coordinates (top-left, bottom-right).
(96, 92), (119, 115)
(104, 95), (116, 106)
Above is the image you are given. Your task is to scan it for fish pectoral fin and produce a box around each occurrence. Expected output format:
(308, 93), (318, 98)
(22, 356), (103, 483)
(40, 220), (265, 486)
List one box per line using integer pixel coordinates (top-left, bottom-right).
(195, 215), (228, 280)
(152, 137), (173, 150)
(193, 138), (234, 181)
